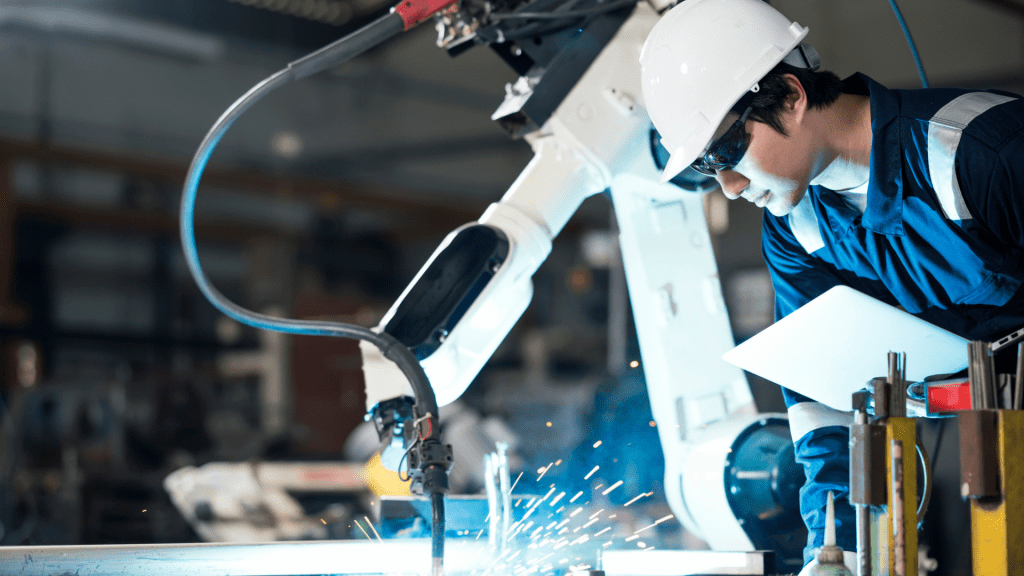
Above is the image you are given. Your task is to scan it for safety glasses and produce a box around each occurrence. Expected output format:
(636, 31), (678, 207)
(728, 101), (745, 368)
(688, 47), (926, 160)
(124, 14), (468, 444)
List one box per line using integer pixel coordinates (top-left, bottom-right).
(690, 107), (752, 176)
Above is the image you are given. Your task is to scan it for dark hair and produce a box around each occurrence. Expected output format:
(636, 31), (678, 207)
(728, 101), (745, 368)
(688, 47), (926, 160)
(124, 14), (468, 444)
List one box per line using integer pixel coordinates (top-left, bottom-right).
(744, 63), (844, 136)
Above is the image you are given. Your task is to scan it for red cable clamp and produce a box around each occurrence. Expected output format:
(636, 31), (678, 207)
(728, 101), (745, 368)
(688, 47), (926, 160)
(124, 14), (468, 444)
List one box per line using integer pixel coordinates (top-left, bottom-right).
(393, 0), (459, 30)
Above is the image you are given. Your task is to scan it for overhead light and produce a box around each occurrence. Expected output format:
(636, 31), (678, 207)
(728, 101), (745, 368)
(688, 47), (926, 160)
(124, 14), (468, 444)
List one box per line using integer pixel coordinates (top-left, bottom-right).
(270, 131), (304, 159)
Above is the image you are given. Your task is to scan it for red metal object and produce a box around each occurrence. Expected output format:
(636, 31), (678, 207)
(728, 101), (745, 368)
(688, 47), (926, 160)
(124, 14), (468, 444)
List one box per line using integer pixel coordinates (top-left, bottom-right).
(393, 0), (458, 30)
(927, 380), (972, 412)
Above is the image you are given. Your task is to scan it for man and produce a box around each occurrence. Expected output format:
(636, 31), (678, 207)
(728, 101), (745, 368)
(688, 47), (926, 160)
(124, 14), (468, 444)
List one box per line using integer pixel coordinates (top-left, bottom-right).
(640, 0), (1024, 570)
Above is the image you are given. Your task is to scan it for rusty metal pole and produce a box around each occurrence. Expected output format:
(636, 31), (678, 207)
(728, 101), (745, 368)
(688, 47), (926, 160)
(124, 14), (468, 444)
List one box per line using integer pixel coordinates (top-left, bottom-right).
(891, 439), (906, 576)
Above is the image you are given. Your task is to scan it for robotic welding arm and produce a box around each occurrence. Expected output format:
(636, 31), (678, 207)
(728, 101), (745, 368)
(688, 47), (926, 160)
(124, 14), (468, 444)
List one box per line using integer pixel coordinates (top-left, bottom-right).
(360, 1), (651, 426)
(360, 2), (655, 421)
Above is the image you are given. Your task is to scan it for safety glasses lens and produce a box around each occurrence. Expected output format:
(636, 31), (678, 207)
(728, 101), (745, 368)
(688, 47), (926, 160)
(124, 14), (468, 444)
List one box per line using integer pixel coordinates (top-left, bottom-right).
(689, 108), (751, 176)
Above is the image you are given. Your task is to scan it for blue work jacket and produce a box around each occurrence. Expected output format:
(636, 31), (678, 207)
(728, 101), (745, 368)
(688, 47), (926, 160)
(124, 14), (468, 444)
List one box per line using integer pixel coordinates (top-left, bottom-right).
(760, 73), (1024, 562)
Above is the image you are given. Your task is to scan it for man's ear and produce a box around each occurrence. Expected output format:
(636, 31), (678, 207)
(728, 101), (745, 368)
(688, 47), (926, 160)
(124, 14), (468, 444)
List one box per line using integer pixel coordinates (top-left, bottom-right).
(782, 73), (808, 120)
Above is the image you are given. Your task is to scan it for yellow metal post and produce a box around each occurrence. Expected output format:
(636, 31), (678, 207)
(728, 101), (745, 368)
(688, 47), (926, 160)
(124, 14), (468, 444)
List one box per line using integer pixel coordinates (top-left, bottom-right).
(971, 410), (1024, 576)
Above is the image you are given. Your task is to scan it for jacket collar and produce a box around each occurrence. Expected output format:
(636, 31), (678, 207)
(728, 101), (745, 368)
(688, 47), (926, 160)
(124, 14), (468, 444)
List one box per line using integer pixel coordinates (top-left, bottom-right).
(855, 73), (905, 236)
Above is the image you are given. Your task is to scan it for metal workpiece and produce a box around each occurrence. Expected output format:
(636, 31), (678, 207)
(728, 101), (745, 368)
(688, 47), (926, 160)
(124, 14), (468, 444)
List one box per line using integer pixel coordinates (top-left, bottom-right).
(1000, 373), (1014, 410)
(848, 410), (880, 576)
(959, 409), (1000, 499)
(600, 550), (776, 575)
(871, 377), (890, 419)
(968, 342), (982, 409)
(969, 410), (1024, 576)
(968, 341), (998, 409)
(855, 503), (871, 576)
(0, 539), (491, 576)
(1015, 342), (1024, 410)
(890, 440), (906, 576)
(849, 415), (887, 506)
(888, 352), (907, 418)
(884, 417), (917, 576)
(851, 390), (871, 415)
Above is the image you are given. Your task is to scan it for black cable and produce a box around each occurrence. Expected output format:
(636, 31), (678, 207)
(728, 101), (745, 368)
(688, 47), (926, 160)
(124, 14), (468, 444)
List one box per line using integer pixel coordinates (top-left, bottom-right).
(289, 13), (405, 80)
(915, 437), (931, 526)
(178, 11), (438, 418)
(886, 0), (928, 88)
(930, 418), (946, 474)
(178, 12), (448, 575)
(490, 0), (634, 20)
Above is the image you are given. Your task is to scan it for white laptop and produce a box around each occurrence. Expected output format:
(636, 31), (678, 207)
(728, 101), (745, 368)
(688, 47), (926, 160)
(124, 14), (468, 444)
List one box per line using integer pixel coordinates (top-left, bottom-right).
(722, 286), (969, 411)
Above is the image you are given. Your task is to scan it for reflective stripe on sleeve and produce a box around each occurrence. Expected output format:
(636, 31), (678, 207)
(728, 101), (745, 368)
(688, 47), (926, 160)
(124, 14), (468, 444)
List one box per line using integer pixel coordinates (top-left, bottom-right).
(787, 401), (853, 443)
(927, 92), (1016, 222)
(788, 192), (825, 254)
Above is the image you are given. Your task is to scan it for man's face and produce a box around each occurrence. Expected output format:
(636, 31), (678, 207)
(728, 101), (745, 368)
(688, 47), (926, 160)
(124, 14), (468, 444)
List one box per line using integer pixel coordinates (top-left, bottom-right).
(709, 107), (816, 217)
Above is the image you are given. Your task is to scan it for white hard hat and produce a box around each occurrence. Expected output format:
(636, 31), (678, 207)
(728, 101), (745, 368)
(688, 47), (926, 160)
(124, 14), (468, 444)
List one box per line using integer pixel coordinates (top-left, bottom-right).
(640, 0), (809, 183)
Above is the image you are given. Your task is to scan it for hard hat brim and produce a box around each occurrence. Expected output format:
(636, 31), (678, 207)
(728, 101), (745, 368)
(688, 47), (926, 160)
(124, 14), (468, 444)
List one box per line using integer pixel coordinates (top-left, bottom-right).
(658, 123), (717, 184)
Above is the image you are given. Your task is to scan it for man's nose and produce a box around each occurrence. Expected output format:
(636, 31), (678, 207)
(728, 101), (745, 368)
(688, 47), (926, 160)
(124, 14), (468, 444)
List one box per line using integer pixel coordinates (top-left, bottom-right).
(716, 170), (750, 200)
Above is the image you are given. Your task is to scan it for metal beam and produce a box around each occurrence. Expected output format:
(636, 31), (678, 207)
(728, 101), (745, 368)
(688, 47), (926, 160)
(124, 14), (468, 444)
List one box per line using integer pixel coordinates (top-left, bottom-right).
(0, 138), (484, 228)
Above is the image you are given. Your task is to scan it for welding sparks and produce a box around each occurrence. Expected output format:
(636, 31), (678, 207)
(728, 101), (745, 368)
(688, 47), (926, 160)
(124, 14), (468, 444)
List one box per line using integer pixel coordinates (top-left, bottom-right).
(570, 508), (583, 518)
(584, 466), (599, 480)
(511, 471), (524, 492)
(625, 535), (639, 542)
(321, 518), (327, 525)
(593, 440), (602, 448)
(537, 463), (553, 481)
(569, 491), (584, 503)
(546, 422), (552, 427)
(589, 508), (604, 519)
(634, 516), (673, 535)
(363, 517), (384, 543)
(550, 492), (566, 506)
(353, 520), (373, 541)
(594, 527), (612, 537)
(569, 534), (590, 546)
(623, 492), (653, 507)
(602, 480), (624, 495)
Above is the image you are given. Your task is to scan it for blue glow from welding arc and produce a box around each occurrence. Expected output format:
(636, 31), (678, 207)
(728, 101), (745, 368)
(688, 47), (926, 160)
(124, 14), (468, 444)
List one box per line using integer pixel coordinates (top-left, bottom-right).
(513, 368), (665, 506)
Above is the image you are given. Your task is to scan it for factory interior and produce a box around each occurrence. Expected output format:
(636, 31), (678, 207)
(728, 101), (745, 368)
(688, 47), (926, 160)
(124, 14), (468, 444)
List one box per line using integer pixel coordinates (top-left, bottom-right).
(1, 0), (1024, 575)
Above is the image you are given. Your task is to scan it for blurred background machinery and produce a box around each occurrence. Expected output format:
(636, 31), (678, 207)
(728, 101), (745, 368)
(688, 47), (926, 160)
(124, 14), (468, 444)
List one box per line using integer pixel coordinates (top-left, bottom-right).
(0, 0), (1022, 574)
